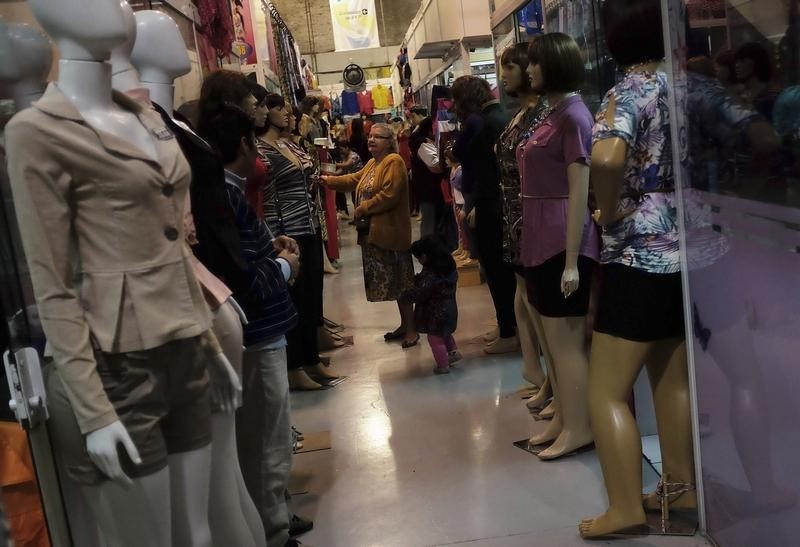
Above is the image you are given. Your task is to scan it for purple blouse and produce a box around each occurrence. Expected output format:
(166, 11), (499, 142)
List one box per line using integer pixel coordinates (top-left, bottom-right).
(516, 96), (600, 267)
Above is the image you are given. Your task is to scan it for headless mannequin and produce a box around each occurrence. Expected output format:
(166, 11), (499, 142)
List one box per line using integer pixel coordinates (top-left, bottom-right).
(0, 21), (107, 547)
(521, 86), (593, 461)
(21, 2), (212, 546)
(128, 10), (265, 547)
(579, 87), (696, 537)
(4, 24), (51, 110)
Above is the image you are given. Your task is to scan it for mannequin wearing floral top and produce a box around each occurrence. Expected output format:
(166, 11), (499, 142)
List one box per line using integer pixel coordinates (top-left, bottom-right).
(580, 0), (694, 538)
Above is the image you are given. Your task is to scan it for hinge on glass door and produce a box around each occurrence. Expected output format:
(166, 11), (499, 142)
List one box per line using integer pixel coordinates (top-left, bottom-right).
(3, 348), (48, 430)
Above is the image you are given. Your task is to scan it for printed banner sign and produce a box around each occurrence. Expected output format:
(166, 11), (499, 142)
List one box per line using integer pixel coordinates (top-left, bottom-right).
(230, 0), (258, 66)
(329, 0), (380, 51)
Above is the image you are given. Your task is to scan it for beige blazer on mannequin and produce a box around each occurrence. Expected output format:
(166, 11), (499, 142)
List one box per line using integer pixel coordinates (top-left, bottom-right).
(5, 83), (212, 434)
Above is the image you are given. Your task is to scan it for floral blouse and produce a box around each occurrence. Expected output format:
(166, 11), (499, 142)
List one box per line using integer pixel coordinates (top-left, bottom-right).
(496, 100), (548, 264)
(592, 70), (679, 274)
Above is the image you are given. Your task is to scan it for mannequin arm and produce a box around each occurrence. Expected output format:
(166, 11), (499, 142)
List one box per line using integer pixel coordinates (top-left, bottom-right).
(562, 161), (591, 297)
(86, 421), (142, 486)
(590, 137), (629, 226)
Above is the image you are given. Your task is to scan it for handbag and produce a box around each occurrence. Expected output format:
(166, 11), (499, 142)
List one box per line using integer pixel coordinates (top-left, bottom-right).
(355, 215), (371, 235)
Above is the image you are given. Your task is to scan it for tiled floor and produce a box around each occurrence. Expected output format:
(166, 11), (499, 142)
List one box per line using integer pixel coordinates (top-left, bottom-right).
(290, 224), (709, 547)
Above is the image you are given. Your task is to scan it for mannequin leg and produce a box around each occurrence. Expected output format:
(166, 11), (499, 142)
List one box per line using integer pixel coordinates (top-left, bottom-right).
(169, 446), (213, 547)
(536, 316), (592, 460)
(210, 301), (263, 546)
(580, 333), (650, 538)
(515, 274), (546, 388)
(210, 414), (259, 547)
(83, 468), (172, 547)
(527, 307), (562, 446)
(642, 338), (696, 511)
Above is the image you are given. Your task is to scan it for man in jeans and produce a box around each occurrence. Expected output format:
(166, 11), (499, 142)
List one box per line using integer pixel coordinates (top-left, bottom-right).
(202, 106), (304, 547)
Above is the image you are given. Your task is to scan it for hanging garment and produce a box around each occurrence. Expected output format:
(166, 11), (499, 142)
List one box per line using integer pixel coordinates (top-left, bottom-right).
(197, 0), (234, 55)
(357, 90), (375, 115)
(341, 90), (360, 116)
(372, 84), (391, 110)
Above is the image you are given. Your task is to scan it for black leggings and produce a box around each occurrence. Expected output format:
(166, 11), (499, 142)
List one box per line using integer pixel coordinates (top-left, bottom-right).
(474, 199), (517, 338)
(335, 192), (349, 212)
(286, 231), (324, 369)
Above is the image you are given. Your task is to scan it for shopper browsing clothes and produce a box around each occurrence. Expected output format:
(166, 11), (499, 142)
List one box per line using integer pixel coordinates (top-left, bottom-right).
(321, 124), (418, 348)
(402, 237), (461, 375)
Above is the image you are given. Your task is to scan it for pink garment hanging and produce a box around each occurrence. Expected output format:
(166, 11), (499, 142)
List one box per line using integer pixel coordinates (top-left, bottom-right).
(197, 0), (235, 56)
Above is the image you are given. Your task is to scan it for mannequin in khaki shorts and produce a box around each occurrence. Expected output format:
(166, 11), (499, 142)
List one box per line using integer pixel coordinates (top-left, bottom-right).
(4, 1), (239, 545)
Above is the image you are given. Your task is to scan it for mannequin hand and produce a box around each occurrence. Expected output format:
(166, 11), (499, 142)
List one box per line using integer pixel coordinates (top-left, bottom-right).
(278, 249), (301, 280)
(561, 264), (580, 299)
(209, 352), (243, 413)
(466, 208), (476, 229)
(273, 235), (300, 256)
(86, 421), (141, 486)
(227, 296), (249, 326)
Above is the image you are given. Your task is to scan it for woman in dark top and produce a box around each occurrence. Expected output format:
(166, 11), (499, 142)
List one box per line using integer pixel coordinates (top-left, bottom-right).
(451, 75), (517, 355)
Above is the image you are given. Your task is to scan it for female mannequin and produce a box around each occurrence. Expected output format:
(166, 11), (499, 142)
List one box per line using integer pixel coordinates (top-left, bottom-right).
(128, 10), (264, 547)
(258, 94), (335, 390)
(4, 24), (51, 110)
(495, 41), (550, 402)
(579, 0), (694, 538)
(5, 1), (217, 545)
(517, 33), (599, 460)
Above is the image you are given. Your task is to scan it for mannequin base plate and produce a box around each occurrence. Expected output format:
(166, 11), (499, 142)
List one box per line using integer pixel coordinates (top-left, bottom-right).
(615, 510), (698, 537)
(294, 431), (332, 454)
(513, 438), (553, 455)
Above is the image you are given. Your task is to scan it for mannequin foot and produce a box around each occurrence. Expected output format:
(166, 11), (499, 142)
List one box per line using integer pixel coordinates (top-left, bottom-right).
(305, 362), (340, 380)
(536, 430), (594, 461)
(288, 370), (323, 391)
(537, 400), (555, 419)
(484, 335), (519, 355)
(525, 388), (552, 411)
(324, 264), (340, 274)
(529, 417), (562, 446)
(318, 328), (345, 350)
(579, 507), (648, 538)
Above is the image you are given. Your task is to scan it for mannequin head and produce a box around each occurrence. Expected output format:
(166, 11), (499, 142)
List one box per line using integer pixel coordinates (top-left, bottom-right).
(500, 41), (535, 98)
(0, 20), (22, 84)
(601, 0), (664, 67)
(131, 11), (191, 84)
(110, 1), (142, 92)
(1, 23), (53, 109)
(526, 33), (585, 95)
(28, 0), (128, 61)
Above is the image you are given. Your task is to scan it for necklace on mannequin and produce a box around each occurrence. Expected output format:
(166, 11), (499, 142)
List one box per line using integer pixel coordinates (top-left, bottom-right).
(625, 60), (664, 75)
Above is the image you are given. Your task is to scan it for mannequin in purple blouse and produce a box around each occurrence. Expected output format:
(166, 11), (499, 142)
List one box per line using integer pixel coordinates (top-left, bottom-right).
(516, 34), (600, 461)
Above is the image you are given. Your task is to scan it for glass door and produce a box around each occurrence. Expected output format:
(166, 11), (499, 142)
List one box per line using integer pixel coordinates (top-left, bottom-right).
(665, 1), (800, 544)
(1, 100), (72, 546)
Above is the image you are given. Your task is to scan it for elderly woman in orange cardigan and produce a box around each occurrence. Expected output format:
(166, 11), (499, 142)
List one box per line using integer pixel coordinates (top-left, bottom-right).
(322, 123), (419, 348)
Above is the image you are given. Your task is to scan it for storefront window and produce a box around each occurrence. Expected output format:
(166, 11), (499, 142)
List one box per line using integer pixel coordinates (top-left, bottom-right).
(517, 0), (544, 37)
(667, 1), (800, 544)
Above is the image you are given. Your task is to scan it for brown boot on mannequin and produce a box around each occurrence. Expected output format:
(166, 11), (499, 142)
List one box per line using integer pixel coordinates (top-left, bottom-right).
(288, 369), (323, 391)
(579, 335), (694, 538)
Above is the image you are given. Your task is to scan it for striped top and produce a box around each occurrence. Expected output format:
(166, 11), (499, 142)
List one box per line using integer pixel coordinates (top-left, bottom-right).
(223, 170), (298, 346)
(258, 139), (319, 237)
